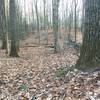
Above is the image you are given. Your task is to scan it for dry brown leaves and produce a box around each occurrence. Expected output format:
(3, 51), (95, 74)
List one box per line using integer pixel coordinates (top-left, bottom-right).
(0, 35), (100, 100)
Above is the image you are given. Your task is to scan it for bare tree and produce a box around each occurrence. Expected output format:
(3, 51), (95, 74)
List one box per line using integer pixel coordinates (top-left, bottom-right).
(81, 0), (85, 38)
(52, 0), (60, 53)
(9, 0), (19, 57)
(43, 0), (46, 30)
(73, 0), (78, 43)
(0, 0), (7, 49)
(34, 0), (40, 44)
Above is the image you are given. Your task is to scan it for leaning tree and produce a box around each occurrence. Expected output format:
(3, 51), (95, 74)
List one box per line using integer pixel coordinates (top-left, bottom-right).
(76, 0), (100, 70)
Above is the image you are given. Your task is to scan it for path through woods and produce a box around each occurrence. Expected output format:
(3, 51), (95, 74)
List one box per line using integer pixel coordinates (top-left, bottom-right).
(0, 34), (100, 100)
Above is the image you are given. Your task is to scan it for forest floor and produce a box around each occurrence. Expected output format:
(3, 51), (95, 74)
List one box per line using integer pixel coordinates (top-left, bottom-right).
(0, 34), (100, 100)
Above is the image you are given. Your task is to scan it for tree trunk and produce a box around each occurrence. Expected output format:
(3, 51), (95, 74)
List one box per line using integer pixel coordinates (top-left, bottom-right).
(43, 0), (46, 30)
(52, 0), (60, 53)
(74, 1), (77, 43)
(6, 32), (9, 54)
(34, 0), (40, 44)
(0, 0), (7, 50)
(1, 36), (7, 49)
(9, 0), (19, 57)
(74, 0), (78, 43)
(76, 0), (100, 70)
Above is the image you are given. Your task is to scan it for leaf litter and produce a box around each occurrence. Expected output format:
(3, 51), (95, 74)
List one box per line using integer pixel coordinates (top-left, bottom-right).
(0, 35), (100, 100)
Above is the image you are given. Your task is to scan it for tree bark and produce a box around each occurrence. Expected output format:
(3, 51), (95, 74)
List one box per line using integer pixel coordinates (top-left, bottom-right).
(74, 0), (77, 43)
(76, 0), (100, 70)
(9, 0), (19, 57)
(34, 0), (40, 44)
(43, 0), (46, 30)
(0, 0), (7, 50)
(1, 36), (7, 49)
(52, 0), (60, 53)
